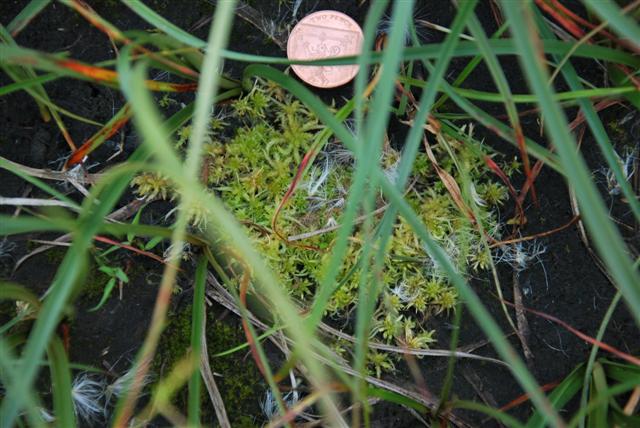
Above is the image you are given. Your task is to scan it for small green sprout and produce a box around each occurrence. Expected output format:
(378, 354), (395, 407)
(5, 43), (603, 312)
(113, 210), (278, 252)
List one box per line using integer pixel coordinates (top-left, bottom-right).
(367, 351), (396, 378)
(131, 172), (173, 200)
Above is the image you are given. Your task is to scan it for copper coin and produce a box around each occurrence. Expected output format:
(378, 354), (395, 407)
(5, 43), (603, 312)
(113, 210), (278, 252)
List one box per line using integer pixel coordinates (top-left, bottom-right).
(287, 10), (364, 88)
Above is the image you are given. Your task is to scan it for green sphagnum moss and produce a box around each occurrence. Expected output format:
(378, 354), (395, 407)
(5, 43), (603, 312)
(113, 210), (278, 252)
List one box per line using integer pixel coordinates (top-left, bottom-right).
(134, 78), (510, 376)
(155, 304), (263, 426)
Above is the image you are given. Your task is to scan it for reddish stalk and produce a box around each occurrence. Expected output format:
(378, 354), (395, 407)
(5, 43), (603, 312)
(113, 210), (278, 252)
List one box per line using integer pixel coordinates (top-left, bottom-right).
(535, 0), (585, 38)
(53, 58), (198, 92)
(503, 300), (640, 366)
(518, 99), (618, 206)
(67, 0), (200, 79)
(66, 105), (132, 167)
(489, 215), (580, 248)
(93, 235), (168, 265)
(545, 0), (640, 54)
(270, 147), (323, 251)
(498, 380), (561, 412)
(515, 126), (538, 206)
(484, 155), (525, 225)
(536, 0), (640, 87)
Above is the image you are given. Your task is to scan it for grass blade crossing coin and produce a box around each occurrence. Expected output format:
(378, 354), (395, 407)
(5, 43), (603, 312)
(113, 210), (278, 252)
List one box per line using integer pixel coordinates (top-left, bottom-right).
(287, 10), (364, 88)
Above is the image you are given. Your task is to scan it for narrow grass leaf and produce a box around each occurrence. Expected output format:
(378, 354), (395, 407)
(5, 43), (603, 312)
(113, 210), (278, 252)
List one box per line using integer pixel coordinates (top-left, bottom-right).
(526, 364), (585, 428)
(47, 337), (77, 428)
(220, 39), (640, 68)
(7, 0), (51, 36)
(188, 256), (207, 426)
(500, 1), (640, 329)
(246, 63), (561, 427)
(586, 0), (640, 51)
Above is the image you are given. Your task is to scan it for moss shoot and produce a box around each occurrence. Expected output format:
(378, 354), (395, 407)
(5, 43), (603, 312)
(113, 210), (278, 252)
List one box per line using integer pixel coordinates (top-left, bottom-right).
(154, 304), (264, 426)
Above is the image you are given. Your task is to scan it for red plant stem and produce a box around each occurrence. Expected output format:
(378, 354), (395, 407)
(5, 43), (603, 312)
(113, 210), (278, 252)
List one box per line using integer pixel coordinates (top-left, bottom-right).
(499, 380), (561, 412)
(53, 58), (198, 92)
(66, 106), (132, 167)
(60, 323), (71, 354)
(535, 0), (585, 38)
(503, 300), (640, 367)
(515, 126), (538, 207)
(270, 147), (322, 251)
(545, 0), (640, 54)
(518, 99), (618, 206)
(489, 215), (580, 248)
(93, 235), (168, 265)
(484, 155), (525, 224)
(69, 0), (200, 78)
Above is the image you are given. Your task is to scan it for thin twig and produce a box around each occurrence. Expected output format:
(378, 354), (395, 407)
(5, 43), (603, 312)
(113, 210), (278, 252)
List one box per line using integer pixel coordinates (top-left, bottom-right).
(13, 198), (146, 272)
(513, 272), (534, 368)
(205, 273), (474, 428)
(317, 319), (508, 367)
(0, 155), (102, 184)
(287, 204), (389, 242)
(489, 215), (580, 248)
(0, 197), (79, 210)
(416, 20), (475, 41)
(461, 367), (502, 427)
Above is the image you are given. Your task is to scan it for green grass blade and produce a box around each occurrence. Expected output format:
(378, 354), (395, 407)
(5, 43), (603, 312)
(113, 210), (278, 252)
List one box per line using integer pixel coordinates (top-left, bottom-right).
(122, 0), (206, 48)
(0, 25), (80, 142)
(351, 0), (416, 412)
(0, 143), (149, 426)
(304, 0), (389, 330)
(500, 1), (640, 328)
(0, 337), (47, 428)
(188, 256), (207, 426)
(453, 400), (525, 428)
(534, 9), (640, 222)
(366, 386), (428, 413)
(404, 65), (562, 171)
(579, 292), (622, 428)
(0, 73), (57, 96)
(47, 337), (77, 428)
(377, 175), (563, 425)
(586, 0), (640, 50)
(0, 283), (41, 317)
(609, 65), (640, 109)
(433, 22), (509, 110)
(109, 0), (235, 415)
(7, 0), (51, 36)
(220, 39), (640, 67)
(246, 63), (561, 426)
(588, 363), (609, 428)
(0, 215), (74, 235)
(567, 378), (640, 428)
(0, 235), (89, 425)
(119, 61), (347, 427)
(526, 364), (585, 428)
(400, 77), (638, 103)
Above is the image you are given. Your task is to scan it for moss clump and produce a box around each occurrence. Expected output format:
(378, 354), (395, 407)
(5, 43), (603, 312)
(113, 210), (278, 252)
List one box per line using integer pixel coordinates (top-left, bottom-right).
(135, 78), (510, 376)
(44, 246), (68, 265)
(154, 304), (264, 426)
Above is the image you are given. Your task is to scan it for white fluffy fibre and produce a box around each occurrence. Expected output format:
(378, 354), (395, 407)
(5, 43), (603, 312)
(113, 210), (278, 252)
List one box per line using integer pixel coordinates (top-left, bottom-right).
(260, 372), (300, 421)
(71, 373), (106, 423)
(494, 240), (547, 273)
